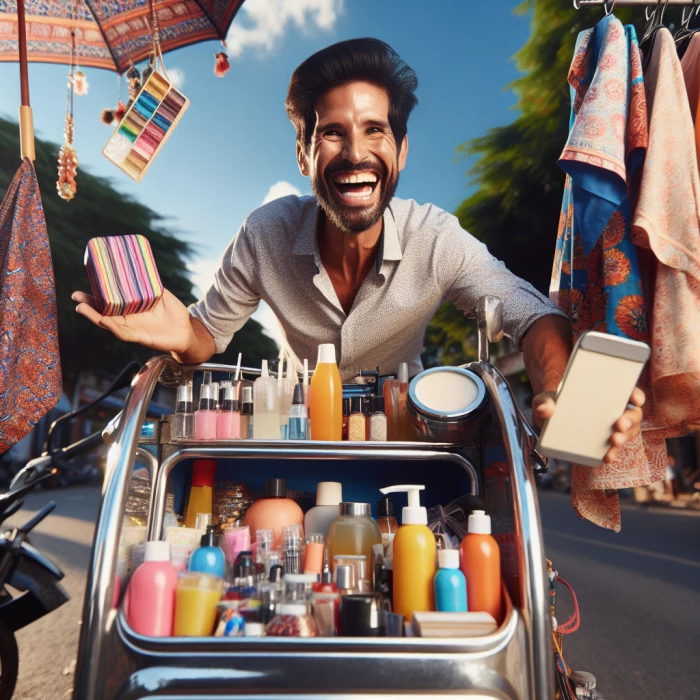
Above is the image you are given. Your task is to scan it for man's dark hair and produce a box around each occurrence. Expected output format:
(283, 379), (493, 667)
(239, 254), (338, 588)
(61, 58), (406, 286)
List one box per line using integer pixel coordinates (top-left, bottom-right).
(286, 38), (418, 153)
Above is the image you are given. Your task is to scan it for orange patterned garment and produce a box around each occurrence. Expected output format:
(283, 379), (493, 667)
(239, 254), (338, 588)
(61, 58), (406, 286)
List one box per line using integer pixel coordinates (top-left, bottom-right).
(0, 159), (61, 452)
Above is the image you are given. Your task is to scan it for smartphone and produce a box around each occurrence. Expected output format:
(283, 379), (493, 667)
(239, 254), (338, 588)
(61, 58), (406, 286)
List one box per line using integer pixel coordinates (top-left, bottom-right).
(536, 331), (650, 467)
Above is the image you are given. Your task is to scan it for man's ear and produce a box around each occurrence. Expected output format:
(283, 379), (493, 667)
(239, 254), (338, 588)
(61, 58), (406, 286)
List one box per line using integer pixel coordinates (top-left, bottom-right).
(296, 141), (310, 177)
(398, 135), (408, 172)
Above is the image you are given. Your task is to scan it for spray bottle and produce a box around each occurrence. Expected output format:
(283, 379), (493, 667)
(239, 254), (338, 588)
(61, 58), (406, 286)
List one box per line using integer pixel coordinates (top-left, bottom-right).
(379, 484), (436, 621)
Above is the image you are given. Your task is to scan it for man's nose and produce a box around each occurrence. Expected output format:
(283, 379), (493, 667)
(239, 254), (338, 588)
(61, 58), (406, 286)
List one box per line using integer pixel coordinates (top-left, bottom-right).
(341, 131), (367, 164)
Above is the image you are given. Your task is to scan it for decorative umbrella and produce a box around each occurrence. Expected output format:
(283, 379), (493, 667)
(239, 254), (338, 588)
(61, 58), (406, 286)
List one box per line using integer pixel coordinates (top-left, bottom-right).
(0, 0), (61, 453)
(0, 0), (245, 74)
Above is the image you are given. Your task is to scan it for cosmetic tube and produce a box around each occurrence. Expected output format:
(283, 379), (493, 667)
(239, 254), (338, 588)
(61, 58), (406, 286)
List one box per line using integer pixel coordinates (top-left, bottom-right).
(172, 380), (194, 439)
(195, 371), (218, 440)
(217, 380), (240, 439)
(239, 383), (253, 438)
(348, 397), (366, 442)
(288, 383), (309, 440)
(303, 533), (324, 577)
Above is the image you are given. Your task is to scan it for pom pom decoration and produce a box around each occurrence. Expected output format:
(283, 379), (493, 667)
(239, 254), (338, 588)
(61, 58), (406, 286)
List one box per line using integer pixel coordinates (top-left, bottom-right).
(126, 66), (142, 101)
(115, 100), (126, 122)
(100, 100), (127, 126)
(57, 114), (78, 201)
(214, 52), (230, 78)
(71, 70), (89, 96)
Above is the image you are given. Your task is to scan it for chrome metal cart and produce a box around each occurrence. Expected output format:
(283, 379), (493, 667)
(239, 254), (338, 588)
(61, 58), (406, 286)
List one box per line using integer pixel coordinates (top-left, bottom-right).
(72, 345), (553, 699)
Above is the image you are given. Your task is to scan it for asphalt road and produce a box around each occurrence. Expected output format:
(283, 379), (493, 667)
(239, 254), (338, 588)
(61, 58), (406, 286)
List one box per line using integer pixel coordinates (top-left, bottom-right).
(5, 486), (700, 699)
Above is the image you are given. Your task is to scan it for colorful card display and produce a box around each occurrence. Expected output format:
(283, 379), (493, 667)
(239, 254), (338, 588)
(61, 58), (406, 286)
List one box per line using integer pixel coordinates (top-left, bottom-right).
(102, 71), (189, 182)
(85, 234), (164, 316)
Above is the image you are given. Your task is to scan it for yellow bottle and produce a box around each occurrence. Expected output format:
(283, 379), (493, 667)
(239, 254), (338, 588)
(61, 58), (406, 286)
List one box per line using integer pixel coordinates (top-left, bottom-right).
(380, 484), (436, 621)
(309, 344), (342, 441)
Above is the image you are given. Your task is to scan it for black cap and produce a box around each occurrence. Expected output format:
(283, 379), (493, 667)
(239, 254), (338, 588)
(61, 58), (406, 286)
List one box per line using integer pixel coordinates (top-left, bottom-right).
(234, 550), (254, 578)
(200, 524), (219, 547)
(350, 397), (363, 413)
(362, 396), (372, 416)
(372, 396), (385, 413)
(269, 564), (284, 583)
(342, 397), (351, 415)
(377, 497), (395, 517)
(264, 478), (287, 498)
(292, 383), (304, 405)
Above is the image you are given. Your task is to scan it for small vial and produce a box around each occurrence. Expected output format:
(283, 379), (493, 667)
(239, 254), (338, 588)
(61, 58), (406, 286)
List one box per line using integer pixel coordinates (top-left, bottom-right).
(256, 529), (273, 566)
(348, 397), (366, 442)
(172, 380), (195, 439)
(194, 371), (218, 440)
(239, 383), (254, 439)
(369, 396), (387, 441)
(303, 533), (324, 577)
(283, 524), (303, 575)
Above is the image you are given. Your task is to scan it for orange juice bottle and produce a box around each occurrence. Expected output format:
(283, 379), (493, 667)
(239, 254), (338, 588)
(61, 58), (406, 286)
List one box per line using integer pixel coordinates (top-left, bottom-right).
(309, 344), (342, 441)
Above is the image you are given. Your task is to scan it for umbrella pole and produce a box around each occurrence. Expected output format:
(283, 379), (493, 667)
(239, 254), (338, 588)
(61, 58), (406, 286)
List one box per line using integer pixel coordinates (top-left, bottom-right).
(17, 0), (35, 161)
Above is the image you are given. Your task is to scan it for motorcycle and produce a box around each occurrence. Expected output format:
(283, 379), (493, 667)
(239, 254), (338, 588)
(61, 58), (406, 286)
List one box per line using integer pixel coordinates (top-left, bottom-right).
(0, 363), (140, 699)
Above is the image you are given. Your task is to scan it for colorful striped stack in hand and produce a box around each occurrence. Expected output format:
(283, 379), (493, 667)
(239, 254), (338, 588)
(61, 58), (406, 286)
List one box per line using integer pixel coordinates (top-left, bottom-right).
(84, 234), (163, 316)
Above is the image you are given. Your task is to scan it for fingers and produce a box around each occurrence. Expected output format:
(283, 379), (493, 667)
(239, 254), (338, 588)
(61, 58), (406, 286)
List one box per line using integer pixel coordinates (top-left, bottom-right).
(75, 301), (105, 326)
(532, 392), (557, 420)
(71, 291), (96, 307)
(605, 400), (644, 463)
(630, 386), (646, 408)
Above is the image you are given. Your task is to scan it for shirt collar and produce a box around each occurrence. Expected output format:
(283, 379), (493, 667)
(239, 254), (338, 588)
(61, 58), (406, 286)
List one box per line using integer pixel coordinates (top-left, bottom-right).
(292, 198), (403, 274)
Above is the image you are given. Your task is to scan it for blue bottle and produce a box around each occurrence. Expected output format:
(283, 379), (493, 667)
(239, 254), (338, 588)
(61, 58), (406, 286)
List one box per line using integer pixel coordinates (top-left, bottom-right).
(287, 383), (308, 440)
(434, 549), (467, 612)
(189, 525), (225, 578)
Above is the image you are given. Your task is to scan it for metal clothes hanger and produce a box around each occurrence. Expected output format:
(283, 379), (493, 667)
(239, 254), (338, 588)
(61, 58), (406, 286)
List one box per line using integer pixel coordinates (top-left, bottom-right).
(640, 0), (670, 67)
(674, 0), (700, 56)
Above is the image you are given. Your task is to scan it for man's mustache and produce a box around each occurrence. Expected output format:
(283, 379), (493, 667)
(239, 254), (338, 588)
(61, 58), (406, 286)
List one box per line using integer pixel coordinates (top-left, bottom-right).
(324, 160), (385, 179)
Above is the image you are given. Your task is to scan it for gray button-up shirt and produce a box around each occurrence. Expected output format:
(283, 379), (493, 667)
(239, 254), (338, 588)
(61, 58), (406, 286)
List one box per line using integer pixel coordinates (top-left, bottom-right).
(190, 195), (565, 381)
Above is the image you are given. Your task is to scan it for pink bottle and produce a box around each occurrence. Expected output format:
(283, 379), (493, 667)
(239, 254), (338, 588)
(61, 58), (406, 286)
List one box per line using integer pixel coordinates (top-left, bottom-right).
(195, 371), (218, 440)
(127, 541), (178, 636)
(216, 381), (240, 439)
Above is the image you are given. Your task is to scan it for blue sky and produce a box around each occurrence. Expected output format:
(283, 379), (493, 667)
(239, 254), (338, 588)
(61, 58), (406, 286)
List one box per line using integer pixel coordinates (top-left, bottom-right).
(0, 0), (530, 346)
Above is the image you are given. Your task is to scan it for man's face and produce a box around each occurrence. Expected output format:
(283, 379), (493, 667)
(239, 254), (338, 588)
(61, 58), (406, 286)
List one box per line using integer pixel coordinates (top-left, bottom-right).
(298, 81), (408, 234)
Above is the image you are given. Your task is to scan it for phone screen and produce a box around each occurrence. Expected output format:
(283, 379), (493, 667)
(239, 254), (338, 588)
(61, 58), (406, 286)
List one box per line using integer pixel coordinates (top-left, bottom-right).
(537, 346), (644, 467)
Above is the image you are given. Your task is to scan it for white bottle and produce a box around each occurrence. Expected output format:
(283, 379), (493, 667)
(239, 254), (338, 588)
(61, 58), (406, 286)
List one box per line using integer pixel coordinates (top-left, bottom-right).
(254, 360), (281, 439)
(304, 482), (343, 539)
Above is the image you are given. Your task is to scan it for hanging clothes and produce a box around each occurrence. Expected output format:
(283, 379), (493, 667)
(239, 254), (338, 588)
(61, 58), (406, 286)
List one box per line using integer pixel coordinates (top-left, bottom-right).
(631, 28), (700, 429)
(551, 15), (668, 532)
(0, 159), (62, 453)
(680, 33), (700, 163)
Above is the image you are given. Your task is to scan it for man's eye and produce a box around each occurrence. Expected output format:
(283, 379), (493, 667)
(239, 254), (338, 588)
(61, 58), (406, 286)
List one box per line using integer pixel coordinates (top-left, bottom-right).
(325, 130), (341, 137)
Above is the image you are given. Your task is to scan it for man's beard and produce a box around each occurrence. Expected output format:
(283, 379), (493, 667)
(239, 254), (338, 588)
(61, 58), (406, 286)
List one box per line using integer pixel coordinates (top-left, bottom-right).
(312, 160), (399, 234)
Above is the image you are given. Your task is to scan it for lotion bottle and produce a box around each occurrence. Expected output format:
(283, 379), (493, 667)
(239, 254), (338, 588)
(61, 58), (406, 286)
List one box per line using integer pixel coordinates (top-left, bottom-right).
(309, 344), (342, 441)
(460, 510), (502, 623)
(304, 482), (343, 539)
(434, 549), (467, 612)
(380, 484), (436, 621)
(189, 524), (225, 578)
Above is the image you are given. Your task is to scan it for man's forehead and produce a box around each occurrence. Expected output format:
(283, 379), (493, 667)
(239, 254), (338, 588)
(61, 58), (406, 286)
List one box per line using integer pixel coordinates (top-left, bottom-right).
(314, 81), (390, 119)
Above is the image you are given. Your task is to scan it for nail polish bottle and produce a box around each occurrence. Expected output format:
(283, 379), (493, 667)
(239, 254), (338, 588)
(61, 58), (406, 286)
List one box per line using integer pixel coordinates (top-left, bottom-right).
(239, 383), (254, 439)
(195, 371), (218, 440)
(217, 380), (240, 439)
(288, 383), (309, 440)
(172, 380), (195, 439)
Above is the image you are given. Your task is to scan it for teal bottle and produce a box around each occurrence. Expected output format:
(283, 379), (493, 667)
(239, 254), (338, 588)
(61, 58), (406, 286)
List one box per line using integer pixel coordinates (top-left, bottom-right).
(434, 549), (467, 612)
(188, 525), (225, 578)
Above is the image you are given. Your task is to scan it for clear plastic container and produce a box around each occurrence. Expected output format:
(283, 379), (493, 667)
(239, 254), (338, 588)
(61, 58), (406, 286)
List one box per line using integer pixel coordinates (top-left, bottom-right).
(283, 524), (304, 575)
(326, 503), (382, 581)
(265, 603), (318, 637)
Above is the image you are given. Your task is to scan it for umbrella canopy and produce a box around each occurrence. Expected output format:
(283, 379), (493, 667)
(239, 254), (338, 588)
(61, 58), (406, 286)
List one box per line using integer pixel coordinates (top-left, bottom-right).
(0, 0), (245, 74)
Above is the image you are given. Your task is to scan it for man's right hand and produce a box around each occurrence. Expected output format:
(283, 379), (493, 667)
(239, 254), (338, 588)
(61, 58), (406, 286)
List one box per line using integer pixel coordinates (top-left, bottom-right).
(72, 288), (193, 354)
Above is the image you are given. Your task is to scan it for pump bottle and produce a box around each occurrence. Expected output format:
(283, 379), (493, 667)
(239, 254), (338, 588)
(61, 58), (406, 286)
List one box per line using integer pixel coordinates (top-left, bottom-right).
(380, 484), (436, 621)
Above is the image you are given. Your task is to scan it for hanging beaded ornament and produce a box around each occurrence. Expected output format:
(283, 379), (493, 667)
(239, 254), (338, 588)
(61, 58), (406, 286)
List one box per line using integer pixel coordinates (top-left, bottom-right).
(57, 29), (79, 201)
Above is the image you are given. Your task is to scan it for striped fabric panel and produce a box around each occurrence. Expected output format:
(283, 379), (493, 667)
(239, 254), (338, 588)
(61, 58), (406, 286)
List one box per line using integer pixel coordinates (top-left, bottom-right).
(84, 234), (163, 316)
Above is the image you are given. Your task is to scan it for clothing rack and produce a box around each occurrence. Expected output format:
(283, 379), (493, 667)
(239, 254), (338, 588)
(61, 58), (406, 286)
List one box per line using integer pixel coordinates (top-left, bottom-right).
(575, 0), (700, 6)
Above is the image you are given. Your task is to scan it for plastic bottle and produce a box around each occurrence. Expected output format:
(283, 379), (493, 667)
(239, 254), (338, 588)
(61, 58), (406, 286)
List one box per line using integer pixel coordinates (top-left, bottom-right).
(172, 380), (195, 439)
(434, 549), (467, 612)
(127, 541), (178, 636)
(189, 524), (225, 578)
(369, 396), (387, 441)
(242, 478), (304, 549)
(309, 343), (342, 441)
(397, 363), (411, 440)
(326, 503), (382, 578)
(254, 360), (280, 439)
(194, 371), (218, 440)
(459, 510), (501, 623)
(304, 482), (343, 539)
(239, 383), (253, 438)
(347, 397), (366, 442)
(184, 459), (216, 528)
(376, 496), (398, 567)
(288, 383), (308, 440)
(216, 380), (240, 439)
(380, 484), (436, 621)
(303, 533), (324, 576)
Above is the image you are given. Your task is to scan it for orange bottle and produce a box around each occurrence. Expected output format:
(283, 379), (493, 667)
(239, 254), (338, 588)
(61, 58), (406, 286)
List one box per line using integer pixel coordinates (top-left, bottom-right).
(309, 344), (342, 441)
(459, 510), (502, 623)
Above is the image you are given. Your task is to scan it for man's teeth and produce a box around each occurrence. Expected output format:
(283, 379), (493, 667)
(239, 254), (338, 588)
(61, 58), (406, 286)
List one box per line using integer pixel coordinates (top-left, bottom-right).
(333, 172), (378, 184)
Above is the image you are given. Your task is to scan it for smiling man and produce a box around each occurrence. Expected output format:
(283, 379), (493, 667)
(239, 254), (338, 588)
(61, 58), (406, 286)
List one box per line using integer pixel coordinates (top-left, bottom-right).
(73, 38), (644, 461)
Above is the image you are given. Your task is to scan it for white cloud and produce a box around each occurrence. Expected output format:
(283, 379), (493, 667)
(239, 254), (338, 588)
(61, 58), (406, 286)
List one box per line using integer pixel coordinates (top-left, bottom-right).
(167, 67), (186, 89)
(262, 180), (302, 204)
(226, 0), (343, 58)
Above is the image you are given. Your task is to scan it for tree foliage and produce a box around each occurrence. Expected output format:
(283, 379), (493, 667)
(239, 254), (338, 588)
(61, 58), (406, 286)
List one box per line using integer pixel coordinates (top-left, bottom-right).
(0, 118), (277, 391)
(424, 0), (665, 367)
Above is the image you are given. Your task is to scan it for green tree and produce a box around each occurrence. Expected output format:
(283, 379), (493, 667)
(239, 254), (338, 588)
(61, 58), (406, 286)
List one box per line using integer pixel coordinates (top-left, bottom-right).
(424, 1), (671, 367)
(0, 118), (277, 391)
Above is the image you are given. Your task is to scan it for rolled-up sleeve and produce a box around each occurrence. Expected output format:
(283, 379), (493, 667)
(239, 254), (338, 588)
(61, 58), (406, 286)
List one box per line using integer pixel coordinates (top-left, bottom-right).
(439, 213), (568, 348)
(188, 220), (261, 355)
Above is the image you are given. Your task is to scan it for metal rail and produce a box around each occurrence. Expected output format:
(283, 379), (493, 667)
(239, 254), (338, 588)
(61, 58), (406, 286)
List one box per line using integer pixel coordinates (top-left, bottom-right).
(575, 0), (697, 5)
(148, 446), (479, 541)
(470, 362), (552, 700)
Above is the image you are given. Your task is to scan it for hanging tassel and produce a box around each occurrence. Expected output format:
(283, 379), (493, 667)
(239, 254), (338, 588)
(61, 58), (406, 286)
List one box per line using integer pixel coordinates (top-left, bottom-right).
(57, 114), (78, 201)
(214, 52), (230, 78)
(126, 66), (142, 101)
(71, 70), (89, 96)
(100, 100), (126, 126)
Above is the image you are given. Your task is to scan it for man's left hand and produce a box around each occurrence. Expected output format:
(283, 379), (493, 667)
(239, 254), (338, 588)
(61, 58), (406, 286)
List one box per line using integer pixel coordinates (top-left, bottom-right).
(532, 387), (646, 465)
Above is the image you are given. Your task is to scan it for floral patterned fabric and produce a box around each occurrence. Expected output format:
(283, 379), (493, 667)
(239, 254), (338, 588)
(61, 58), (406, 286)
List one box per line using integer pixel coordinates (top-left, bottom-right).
(0, 0), (245, 73)
(551, 16), (668, 532)
(0, 159), (61, 453)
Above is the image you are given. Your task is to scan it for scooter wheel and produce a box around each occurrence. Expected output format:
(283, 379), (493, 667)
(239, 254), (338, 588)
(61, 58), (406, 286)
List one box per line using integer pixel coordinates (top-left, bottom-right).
(0, 621), (18, 700)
